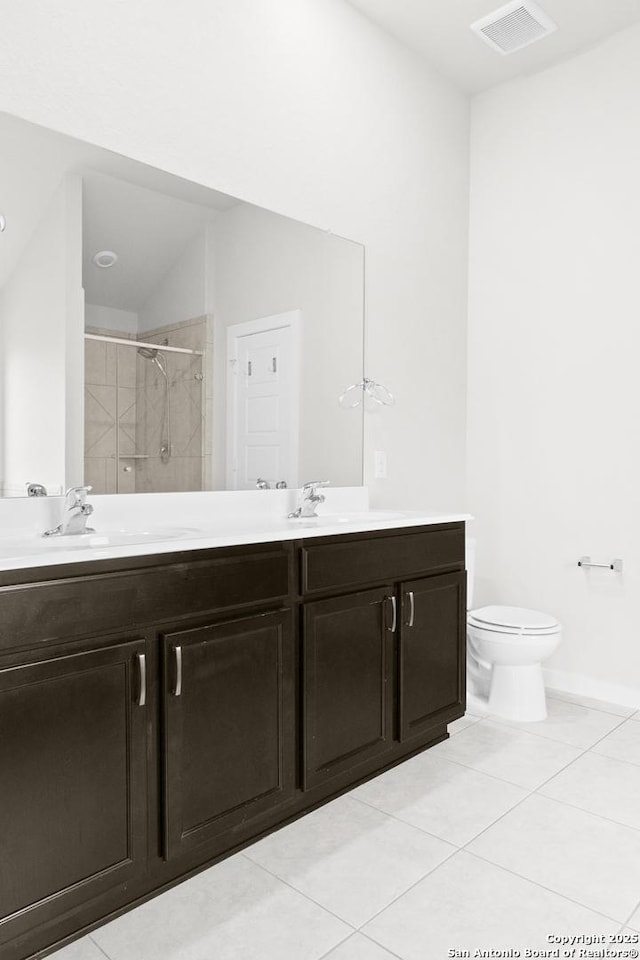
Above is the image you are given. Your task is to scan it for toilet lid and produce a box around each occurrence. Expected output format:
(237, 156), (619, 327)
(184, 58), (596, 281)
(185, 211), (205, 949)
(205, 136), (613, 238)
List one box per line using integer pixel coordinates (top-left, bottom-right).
(468, 605), (560, 634)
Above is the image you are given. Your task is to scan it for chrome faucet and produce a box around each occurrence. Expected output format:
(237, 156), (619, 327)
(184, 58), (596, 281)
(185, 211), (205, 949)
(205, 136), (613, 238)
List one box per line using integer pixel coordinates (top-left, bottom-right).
(43, 485), (95, 537)
(288, 480), (330, 519)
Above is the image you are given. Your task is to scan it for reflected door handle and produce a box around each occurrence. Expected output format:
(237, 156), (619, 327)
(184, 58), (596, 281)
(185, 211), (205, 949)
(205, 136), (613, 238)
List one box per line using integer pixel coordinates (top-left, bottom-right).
(173, 646), (183, 697)
(136, 653), (146, 707)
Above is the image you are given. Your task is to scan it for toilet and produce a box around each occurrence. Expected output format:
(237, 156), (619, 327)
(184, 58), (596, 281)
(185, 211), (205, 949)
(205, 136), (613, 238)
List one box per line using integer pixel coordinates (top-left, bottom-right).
(466, 540), (561, 722)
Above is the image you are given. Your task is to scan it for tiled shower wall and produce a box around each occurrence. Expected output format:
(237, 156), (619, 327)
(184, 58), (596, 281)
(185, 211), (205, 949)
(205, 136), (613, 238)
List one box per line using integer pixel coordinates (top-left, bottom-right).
(84, 317), (210, 494)
(136, 317), (208, 494)
(84, 331), (137, 495)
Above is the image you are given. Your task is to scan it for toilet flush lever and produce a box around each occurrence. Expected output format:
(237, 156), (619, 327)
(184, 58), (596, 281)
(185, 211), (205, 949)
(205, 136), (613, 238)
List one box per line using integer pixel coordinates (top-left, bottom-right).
(578, 556), (623, 573)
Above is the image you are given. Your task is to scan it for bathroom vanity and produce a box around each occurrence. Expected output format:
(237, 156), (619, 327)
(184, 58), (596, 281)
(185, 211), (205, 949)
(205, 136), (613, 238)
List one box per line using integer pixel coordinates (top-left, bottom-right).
(0, 498), (466, 960)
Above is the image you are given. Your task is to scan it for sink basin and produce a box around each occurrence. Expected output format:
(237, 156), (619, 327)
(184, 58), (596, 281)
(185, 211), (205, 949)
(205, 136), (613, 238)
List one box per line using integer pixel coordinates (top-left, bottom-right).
(40, 527), (201, 549)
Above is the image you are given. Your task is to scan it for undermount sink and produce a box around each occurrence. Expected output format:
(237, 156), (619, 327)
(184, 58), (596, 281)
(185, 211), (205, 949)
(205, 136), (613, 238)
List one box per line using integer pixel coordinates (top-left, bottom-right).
(40, 527), (201, 549)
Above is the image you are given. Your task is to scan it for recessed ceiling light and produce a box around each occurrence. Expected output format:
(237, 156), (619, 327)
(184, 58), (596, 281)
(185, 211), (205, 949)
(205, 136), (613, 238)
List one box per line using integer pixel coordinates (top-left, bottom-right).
(92, 250), (118, 269)
(0, 214), (6, 233)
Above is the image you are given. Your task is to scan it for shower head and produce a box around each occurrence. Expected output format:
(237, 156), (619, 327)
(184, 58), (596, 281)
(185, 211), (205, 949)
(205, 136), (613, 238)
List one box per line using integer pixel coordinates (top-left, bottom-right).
(137, 345), (168, 378)
(137, 346), (158, 360)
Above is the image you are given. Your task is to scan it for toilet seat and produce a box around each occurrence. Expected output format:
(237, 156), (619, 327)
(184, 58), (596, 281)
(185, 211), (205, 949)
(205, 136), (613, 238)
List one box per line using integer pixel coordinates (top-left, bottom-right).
(468, 605), (560, 637)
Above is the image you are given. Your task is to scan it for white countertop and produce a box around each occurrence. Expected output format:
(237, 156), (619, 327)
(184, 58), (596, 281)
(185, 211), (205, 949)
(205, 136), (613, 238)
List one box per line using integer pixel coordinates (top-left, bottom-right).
(0, 488), (470, 574)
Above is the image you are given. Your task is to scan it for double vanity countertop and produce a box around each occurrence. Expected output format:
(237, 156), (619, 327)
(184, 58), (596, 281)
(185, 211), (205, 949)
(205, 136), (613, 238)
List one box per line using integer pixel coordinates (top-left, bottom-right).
(0, 488), (471, 573)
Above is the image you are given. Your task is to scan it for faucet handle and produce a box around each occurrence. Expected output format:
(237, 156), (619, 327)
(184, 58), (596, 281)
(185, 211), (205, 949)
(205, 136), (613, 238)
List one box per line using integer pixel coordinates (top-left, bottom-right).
(64, 485), (92, 508)
(302, 480), (330, 494)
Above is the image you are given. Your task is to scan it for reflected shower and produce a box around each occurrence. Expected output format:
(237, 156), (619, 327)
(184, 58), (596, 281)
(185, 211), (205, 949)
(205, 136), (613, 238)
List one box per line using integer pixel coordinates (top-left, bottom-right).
(137, 346), (171, 463)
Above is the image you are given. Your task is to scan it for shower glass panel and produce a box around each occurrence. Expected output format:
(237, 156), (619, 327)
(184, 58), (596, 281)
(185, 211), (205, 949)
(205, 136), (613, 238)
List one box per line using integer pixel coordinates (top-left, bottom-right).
(84, 318), (207, 494)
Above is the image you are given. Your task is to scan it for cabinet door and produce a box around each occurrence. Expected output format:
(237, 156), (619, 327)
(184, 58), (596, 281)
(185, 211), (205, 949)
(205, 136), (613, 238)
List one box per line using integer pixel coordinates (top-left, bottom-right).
(0, 639), (147, 945)
(162, 610), (295, 860)
(303, 587), (394, 790)
(398, 571), (466, 742)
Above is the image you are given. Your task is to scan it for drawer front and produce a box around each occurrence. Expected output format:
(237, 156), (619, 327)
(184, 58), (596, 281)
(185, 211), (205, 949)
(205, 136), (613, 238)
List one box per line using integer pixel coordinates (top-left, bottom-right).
(301, 525), (464, 595)
(0, 547), (292, 651)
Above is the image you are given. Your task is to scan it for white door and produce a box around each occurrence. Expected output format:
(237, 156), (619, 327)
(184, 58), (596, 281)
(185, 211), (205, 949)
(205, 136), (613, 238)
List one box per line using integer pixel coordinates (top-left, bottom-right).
(226, 311), (300, 490)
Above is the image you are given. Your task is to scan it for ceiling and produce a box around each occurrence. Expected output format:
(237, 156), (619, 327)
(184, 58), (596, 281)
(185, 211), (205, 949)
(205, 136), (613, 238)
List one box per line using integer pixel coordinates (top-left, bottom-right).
(346, 0), (640, 93)
(0, 111), (238, 292)
(83, 172), (215, 312)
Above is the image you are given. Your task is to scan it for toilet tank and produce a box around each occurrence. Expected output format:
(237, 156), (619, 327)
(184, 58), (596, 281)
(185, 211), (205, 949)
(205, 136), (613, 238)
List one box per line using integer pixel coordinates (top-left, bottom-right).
(465, 538), (476, 611)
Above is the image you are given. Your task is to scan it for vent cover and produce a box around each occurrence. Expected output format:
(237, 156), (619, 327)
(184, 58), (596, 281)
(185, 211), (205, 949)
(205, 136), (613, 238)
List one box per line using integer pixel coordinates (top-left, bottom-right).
(470, 1), (557, 55)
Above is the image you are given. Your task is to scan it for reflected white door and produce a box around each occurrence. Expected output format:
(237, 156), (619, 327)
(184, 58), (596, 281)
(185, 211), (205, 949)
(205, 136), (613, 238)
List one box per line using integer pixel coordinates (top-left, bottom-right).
(226, 311), (300, 490)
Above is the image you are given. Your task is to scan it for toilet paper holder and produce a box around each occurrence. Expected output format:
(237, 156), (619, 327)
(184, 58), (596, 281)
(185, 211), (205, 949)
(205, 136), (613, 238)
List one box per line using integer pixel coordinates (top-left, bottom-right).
(578, 556), (623, 573)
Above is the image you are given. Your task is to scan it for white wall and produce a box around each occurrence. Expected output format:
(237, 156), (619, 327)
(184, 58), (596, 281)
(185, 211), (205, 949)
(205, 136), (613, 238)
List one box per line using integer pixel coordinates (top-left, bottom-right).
(138, 228), (209, 334)
(85, 304), (139, 336)
(468, 25), (640, 705)
(210, 204), (364, 489)
(0, 175), (83, 496)
(0, 0), (469, 511)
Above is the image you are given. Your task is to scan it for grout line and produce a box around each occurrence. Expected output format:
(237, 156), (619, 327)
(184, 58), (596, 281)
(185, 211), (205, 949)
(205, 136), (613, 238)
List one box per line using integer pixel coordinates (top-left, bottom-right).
(239, 853), (358, 932)
(463, 849), (625, 927)
(243, 835), (459, 935)
(88, 935), (112, 960)
(315, 930), (363, 960)
(349, 791), (464, 848)
(359, 931), (408, 960)
(620, 897), (640, 931)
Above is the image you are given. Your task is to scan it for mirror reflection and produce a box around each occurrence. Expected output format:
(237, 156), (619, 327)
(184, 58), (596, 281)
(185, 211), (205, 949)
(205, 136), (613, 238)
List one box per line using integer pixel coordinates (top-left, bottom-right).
(0, 112), (365, 497)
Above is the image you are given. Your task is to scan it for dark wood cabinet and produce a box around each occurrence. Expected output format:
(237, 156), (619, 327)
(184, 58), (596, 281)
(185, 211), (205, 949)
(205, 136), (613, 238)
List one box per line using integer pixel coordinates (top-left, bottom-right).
(161, 610), (295, 858)
(0, 638), (147, 947)
(303, 587), (394, 789)
(0, 521), (466, 960)
(397, 571), (466, 742)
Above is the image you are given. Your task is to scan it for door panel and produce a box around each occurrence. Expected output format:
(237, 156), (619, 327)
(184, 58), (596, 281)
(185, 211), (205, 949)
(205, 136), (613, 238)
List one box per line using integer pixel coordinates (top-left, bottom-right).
(303, 587), (394, 790)
(398, 571), (466, 742)
(162, 610), (295, 859)
(0, 639), (147, 944)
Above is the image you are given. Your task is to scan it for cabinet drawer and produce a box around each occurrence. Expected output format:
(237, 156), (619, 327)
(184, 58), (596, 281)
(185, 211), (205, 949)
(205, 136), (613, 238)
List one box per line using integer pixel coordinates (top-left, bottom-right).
(301, 525), (464, 595)
(0, 547), (292, 651)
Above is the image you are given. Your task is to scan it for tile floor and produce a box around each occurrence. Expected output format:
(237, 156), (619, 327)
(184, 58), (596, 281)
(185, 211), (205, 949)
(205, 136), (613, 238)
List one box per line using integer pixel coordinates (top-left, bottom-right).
(51, 692), (640, 960)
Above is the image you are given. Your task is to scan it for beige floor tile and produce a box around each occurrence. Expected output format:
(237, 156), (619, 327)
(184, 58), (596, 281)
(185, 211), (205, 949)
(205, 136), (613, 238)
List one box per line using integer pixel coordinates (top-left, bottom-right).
(363, 850), (617, 960)
(467, 794), (640, 920)
(430, 718), (581, 789)
(547, 689), (636, 719)
(320, 933), (401, 960)
(592, 719), (640, 767)
(92, 854), (350, 960)
(244, 794), (454, 927)
(352, 752), (527, 846)
(489, 696), (624, 748)
(540, 751), (640, 831)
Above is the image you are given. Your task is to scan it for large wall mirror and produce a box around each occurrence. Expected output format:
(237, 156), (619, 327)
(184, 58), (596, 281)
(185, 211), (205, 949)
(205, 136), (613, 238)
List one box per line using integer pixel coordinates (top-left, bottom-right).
(0, 112), (364, 497)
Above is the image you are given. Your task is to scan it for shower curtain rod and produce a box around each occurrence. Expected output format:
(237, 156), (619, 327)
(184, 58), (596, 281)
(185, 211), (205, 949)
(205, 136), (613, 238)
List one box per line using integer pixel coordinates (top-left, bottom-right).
(84, 333), (204, 357)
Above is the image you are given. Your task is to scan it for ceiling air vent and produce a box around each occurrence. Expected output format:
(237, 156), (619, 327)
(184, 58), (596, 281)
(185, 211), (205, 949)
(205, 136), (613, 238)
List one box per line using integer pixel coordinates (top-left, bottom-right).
(470, 0), (557, 55)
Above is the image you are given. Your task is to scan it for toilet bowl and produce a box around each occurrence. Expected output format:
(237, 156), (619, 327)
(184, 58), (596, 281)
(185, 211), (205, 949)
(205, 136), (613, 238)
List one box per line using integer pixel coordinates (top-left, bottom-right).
(466, 542), (561, 722)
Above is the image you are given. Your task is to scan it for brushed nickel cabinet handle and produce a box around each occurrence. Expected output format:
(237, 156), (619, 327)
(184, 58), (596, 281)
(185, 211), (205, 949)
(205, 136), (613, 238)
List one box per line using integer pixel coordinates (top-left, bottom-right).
(407, 591), (415, 628)
(137, 653), (146, 707)
(174, 645), (183, 697)
(386, 595), (397, 632)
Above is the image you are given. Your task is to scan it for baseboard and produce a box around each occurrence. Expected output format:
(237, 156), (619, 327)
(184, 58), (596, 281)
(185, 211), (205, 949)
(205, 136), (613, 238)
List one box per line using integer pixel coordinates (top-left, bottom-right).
(543, 667), (640, 711)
